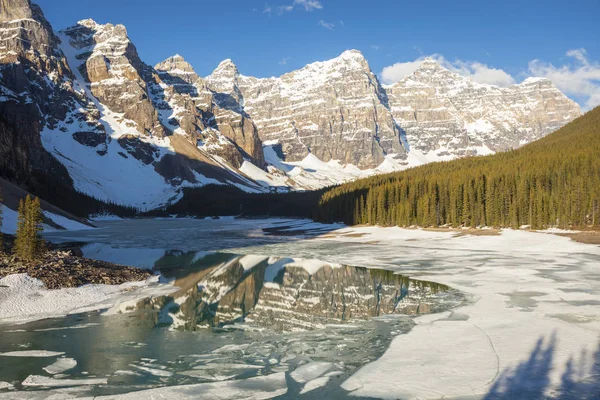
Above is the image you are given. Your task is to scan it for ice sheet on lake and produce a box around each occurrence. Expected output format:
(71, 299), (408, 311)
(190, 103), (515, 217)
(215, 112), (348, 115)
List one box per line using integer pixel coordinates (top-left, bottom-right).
(92, 372), (287, 399)
(236, 225), (600, 399)
(20, 218), (600, 398)
(0, 350), (64, 357)
(21, 375), (107, 387)
(43, 358), (77, 375)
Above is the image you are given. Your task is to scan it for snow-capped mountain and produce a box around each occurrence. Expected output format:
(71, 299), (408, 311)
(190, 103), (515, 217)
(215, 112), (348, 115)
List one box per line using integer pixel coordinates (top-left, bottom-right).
(386, 59), (582, 160)
(0, 0), (582, 210)
(207, 50), (405, 170)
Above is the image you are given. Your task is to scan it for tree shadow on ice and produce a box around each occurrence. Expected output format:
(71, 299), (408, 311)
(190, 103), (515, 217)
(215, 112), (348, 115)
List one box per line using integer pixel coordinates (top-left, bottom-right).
(484, 333), (600, 399)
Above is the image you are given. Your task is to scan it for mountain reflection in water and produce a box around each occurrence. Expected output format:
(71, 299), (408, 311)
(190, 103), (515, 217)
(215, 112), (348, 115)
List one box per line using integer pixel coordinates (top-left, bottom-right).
(121, 251), (458, 332)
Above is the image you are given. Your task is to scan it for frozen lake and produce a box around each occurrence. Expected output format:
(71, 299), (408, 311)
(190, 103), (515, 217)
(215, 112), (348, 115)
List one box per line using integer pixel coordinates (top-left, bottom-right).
(0, 218), (598, 398)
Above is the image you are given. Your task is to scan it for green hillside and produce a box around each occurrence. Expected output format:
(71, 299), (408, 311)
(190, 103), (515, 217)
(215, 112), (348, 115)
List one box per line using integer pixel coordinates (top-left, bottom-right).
(315, 107), (600, 230)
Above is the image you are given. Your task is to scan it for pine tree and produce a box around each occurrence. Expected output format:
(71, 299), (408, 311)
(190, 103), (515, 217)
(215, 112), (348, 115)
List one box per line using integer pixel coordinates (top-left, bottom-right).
(30, 196), (45, 258)
(13, 198), (28, 259)
(0, 188), (3, 254)
(13, 195), (45, 261)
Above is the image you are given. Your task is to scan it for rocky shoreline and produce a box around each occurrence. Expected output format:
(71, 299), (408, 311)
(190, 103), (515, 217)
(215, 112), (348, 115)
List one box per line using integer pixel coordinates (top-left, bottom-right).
(0, 237), (151, 289)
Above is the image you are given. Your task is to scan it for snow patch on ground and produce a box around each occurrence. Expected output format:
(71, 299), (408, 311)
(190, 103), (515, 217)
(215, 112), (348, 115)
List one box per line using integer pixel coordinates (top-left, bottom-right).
(43, 211), (92, 232)
(0, 274), (174, 325)
(0, 204), (17, 234)
(1, 205), (92, 234)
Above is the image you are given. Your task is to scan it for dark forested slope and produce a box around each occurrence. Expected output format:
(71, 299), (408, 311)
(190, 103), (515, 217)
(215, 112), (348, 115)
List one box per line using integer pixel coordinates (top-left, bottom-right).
(315, 107), (600, 230)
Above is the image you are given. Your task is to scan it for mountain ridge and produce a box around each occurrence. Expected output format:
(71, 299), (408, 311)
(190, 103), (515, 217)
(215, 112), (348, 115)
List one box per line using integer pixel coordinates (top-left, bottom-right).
(0, 0), (582, 211)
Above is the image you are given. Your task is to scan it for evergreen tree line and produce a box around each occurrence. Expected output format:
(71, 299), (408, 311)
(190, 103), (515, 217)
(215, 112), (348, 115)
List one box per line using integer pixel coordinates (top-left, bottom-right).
(315, 107), (600, 230)
(150, 184), (326, 219)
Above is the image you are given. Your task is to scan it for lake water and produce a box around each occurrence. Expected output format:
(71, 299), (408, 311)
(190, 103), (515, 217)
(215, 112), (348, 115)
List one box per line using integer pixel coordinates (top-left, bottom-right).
(0, 219), (465, 398)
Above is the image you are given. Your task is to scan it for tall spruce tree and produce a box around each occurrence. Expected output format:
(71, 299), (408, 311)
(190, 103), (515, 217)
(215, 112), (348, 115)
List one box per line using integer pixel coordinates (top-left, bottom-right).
(0, 188), (3, 253)
(13, 195), (45, 261)
(30, 196), (45, 258)
(13, 198), (28, 259)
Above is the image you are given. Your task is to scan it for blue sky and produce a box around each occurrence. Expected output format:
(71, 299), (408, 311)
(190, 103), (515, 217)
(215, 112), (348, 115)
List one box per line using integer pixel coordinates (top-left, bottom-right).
(36, 0), (600, 109)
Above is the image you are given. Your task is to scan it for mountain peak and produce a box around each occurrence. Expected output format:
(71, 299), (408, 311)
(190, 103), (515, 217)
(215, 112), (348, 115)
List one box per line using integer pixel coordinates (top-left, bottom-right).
(155, 54), (196, 75)
(210, 58), (239, 79)
(416, 57), (446, 72)
(76, 18), (99, 29)
(217, 58), (237, 70)
(521, 76), (552, 86)
(340, 49), (365, 59)
(0, 0), (33, 22)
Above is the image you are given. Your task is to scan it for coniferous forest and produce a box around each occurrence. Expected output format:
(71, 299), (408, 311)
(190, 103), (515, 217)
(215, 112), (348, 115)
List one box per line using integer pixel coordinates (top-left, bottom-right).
(314, 106), (600, 230)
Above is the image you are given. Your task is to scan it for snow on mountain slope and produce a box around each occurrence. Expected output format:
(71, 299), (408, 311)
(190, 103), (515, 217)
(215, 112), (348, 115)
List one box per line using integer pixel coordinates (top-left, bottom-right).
(0, 0), (583, 210)
(38, 32), (181, 209)
(0, 204), (91, 234)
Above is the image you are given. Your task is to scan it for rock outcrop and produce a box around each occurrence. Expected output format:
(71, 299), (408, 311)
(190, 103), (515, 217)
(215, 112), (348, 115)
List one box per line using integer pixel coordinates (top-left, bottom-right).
(62, 19), (168, 139)
(0, 0), (79, 187)
(153, 54), (265, 168)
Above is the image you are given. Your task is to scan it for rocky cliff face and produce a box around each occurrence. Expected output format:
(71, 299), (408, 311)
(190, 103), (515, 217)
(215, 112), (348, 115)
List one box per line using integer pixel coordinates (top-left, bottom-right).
(386, 59), (582, 158)
(0, 0), (80, 187)
(62, 19), (167, 139)
(153, 54), (265, 168)
(207, 50), (407, 169)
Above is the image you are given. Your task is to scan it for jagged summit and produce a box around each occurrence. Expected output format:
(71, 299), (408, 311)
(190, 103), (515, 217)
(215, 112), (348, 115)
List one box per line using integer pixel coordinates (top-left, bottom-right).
(65, 18), (130, 41)
(214, 58), (238, 71)
(419, 57), (442, 66)
(75, 18), (99, 28)
(407, 58), (461, 82)
(155, 54), (196, 75)
(521, 76), (553, 86)
(339, 49), (366, 59)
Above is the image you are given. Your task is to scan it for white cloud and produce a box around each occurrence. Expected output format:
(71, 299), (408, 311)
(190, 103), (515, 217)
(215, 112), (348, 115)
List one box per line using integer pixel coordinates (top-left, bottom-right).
(318, 20), (335, 30)
(371, 45), (380, 51)
(279, 57), (291, 65)
(381, 58), (429, 85)
(294, 0), (322, 11)
(449, 58), (516, 87)
(380, 54), (515, 87)
(277, 0), (322, 13)
(528, 48), (600, 110)
(339, 20), (344, 27)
